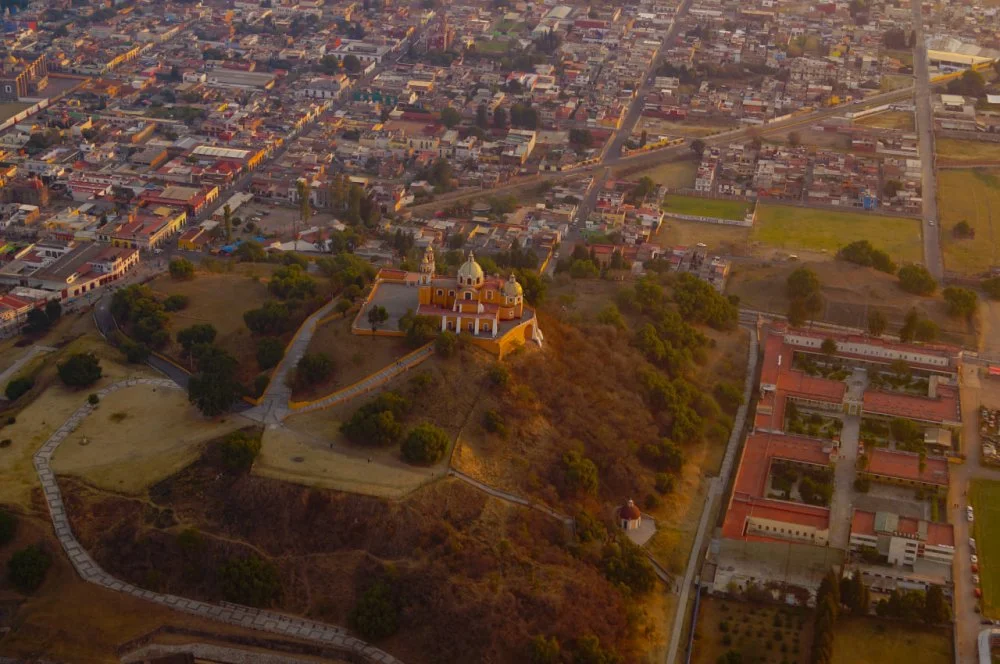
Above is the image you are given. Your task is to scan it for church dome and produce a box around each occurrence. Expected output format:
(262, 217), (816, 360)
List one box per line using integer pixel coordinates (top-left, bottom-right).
(457, 251), (484, 284)
(619, 499), (641, 521)
(502, 272), (523, 298)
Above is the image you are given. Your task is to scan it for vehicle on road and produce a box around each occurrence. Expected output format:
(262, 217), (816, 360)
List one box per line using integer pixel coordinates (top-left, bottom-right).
(972, 554), (979, 565)
(974, 574), (981, 585)
(971, 537), (977, 550)
(975, 588), (983, 598)
(968, 506), (975, 522)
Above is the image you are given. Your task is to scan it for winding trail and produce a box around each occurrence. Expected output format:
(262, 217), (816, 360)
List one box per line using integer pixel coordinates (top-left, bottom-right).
(34, 378), (401, 664)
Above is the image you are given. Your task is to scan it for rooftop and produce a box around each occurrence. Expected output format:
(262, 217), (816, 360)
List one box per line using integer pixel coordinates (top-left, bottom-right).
(864, 448), (949, 487)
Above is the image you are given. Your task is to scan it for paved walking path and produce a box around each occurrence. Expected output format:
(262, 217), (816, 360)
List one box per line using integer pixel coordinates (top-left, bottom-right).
(293, 344), (434, 416)
(448, 468), (575, 528)
(244, 298), (340, 424)
(665, 326), (759, 664)
(33, 378), (402, 664)
(0, 344), (54, 398)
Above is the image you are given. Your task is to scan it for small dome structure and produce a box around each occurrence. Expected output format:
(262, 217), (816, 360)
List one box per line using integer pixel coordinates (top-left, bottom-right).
(502, 272), (523, 298)
(456, 251), (484, 287)
(618, 499), (642, 530)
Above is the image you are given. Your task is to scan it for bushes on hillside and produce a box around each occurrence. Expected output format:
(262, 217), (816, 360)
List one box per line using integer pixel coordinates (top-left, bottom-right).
(218, 554), (280, 607)
(268, 264), (316, 300)
(562, 449), (599, 496)
(601, 537), (656, 595)
(57, 353), (102, 388)
(188, 345), (242, 416)
(897, 264), (937, 295)
(8, 544), (51, 593)
(401, 422), (449, 464)
(111, 285), (171, 348)
(256, 337), (284, 370)
(163, 294), (190, 312)
(943, 286), (977, 319)
(673, 272), (737, 330)
(244, 301), (291, 335)
(349, 579), (400, 640)
(177, 323), (217, 355)
(341, 392), (408, 446)
(295, 352), (334, 387)
(168, 258), (195, 280)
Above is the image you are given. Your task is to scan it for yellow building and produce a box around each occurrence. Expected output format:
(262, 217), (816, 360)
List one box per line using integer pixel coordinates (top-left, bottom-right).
(415, 247), (524, 338)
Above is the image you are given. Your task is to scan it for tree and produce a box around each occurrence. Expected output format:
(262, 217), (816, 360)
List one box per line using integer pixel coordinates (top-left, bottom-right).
(7, 544), (51, 593)
(867, 309), (887, 337)
(367, 305), (389, 334)
(836, 240), (896, 274)
(943, 286), (977, 318)
(236, 240), (267, 262)
(690, 138), (706, 156)
(44, 299), (62, 323)
(883, 179), (903, 199)
(562, 449), (599, 496)
(218, 430), (262, 471)
(296, 179), (311, 240)
(268, 264), (316, 300)
(821, 338), (837, 356)
(169, 257), (196, 280)
(256, 337), (284, 370)
(218, 554), (280, 607)
(295, 352), (334, 387)
(177, 323), (217, 355)
(0, 509), (16, 546)
(401, 422), (449, 464)
(244, 301), (291, 335)
(342, 54), (362, 73)
(25, 307), (51, 333)
(530, 635), (561, 664)
(163, 294), (190, 312)
(222, 204), (233, 243)
(953, 220), (974, 239)
(787, 267), (821, 299)
(435, 330), (458, 357)
(188, 345), (241, 416)
(440, 106), (461, 129)
(57, 353), (102, 388)
(5, 376), (33, 401)
(924, 584), (950, 624)
(341, 392), (408, 446)
(350, 579), (399, 640)
(897, 264), (937, 295)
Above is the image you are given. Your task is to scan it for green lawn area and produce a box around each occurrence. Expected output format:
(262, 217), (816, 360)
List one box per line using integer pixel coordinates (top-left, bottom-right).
(474, 38), (510, 54)
(971, 478), (1000, 618)
(937, 138), (1000, 163)
(937, 168), (1000, 274)
(753, 204), (924, 263)
(629, 160), (697, 189)
(662, 194), (751, 221)
(831, 617), (951, 664)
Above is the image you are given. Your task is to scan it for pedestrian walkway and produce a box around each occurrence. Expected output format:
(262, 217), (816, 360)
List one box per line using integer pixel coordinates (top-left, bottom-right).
(33, 378), (402, 664)
(292, 345), (434, 416)
(665, 325), (759, 664)
(448, 468), (574, 528)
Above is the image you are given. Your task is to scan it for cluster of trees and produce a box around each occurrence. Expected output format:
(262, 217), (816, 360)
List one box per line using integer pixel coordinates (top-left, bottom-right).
(169, 258), (196, 280)
(0, 508), (51, 594)
(601, 537), (656, 595)
(268, 264), (317, 300)
(673, 273), (738, 330)
(188, 343), (242, 416)
(341, 392), (409, 446)
(786, 267), (824, 327)
(810, 571), (840, 664)
(418, 157), (455, 191)
(897, 264), (937, 296)
(882, 27), (915, 50)
(244, 301), (292, 335)
(836, 240), (896, 274)
(327, 174), (381, 226)
(218, 553), (281, 607)
(947, 69), (986, 98)
(293, 352), (334, 389)
(985, 276), (1000, 300)
(943, 286), (977, 319)
(218, 430), (263, 472)
(875, 585), (950, 624)
(58, 353), (102, 388)
(24, 300), (62, 335)
(111, 284), (171, 350)
(401, 422), (450, 464)
(899, 307), (939, 343)
(626, 177), (656, 205)
(350, 578), (400, 640)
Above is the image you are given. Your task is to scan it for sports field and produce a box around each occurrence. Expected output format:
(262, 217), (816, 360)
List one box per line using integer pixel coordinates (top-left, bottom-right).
(971, 479), (1000, 619)
(830, 617), (951, 664)
(753, 204), (923, 263)
(937, 168), (1000, 274)
(662, 194), (751, 221)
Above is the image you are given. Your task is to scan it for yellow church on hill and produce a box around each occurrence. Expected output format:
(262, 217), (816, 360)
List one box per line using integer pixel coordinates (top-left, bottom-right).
(416, 246), (525, 337)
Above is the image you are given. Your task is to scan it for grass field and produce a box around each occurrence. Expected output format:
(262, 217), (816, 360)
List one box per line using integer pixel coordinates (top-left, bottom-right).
(624, 160), (698, 189)
(937, 139), (1000, 164)
(971, 478), (1000, 618)
(753, 204), (924, 264)
(663, 194), (751, 221)
(656, 217), (751, 255)
(474, 38), (510, 54)
(937, 168), (1000, 274)
(857, 111), (914, 131)
(830, 617), (951, 664)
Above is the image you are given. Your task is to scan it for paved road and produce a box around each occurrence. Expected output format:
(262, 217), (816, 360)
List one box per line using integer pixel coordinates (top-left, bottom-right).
(32, 378), (402, 664)
(667, 325), (759, 664)
(912, 0), (944, 279)
(829, 413), (860, 550)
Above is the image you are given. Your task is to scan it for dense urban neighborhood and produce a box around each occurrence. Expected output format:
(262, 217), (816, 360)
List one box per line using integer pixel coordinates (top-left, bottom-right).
(2, 0), (1000, 663)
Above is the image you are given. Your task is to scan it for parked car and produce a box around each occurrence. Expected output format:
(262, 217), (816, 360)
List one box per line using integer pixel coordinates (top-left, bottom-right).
(973, 564), (980, 573)
(975, 588), (983, 598)
(974, 574), (981, 585)
(972, 554), (979, 565)
(968, 506), (975, 522)
(971, 538), (978, 550)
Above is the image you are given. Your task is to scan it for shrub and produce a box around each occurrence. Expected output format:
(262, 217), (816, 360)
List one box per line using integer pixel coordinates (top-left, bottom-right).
(120, 338), (151, 363)
(87, 393), (99, 405)
(334, 298), (353, 314)
(898, 264), (937, 295)
(341, 392), (408, 446)
(0, 509), (16, 546)
(401, 422), (449, 464)
(601, 538), (655, 594)
(168, 258), (195, 280)
(530, 634), (561, 664)
(253, 374), (270, 398)
(349, 579), (399, 640)
(488, 363), (509, 387)
(435, 331), (458, 357)
(57, 353), (102, 388)
(8, 544), (51, 593)
(218, 554), (280, 607)
(5, 376), (33, 401)
(563, 449), (599, 496)
(714, 382), (743, 414)
(654, 473), (674, 495)
(163, 294), (190, 312)
(219, 430), (262, 472)
(482, 409), (508, 437)
(256, 337), (284, 370)
(943, 286), (977, 318)
(177, 323), (217, 355)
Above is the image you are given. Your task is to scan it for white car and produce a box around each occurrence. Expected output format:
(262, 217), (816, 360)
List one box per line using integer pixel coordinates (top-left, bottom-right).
(972, 554), (979, 565)
(971, 537), (978, 551)
(974, 574), (982, 585)
(968, 506), (975, 522)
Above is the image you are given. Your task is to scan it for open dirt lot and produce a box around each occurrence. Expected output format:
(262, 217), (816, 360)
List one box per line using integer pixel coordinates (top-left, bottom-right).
(753, 204), (924, 265)
(857, 111), (915, 131)
(50, 384), (242, 495)
(937, 168), (1000, 275)
(830, 617), (951, 664)
(618, 159), (698, 189)
(655, 218), (751, 255)
(691, 598), (812, 664)
(635, 117), (737, 139)
(937, 139), (1000, 164)
(728, 259), (976, 347)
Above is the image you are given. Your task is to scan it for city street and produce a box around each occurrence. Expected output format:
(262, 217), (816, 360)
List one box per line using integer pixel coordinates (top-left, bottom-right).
(912, 0), (944, 280)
